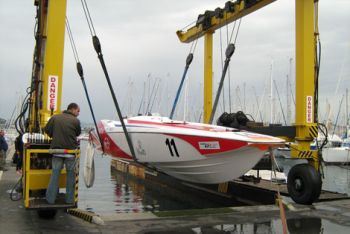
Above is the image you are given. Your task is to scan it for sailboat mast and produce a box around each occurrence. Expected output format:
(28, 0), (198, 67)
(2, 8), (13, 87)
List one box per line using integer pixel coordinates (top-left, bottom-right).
(270, 60), (274, 124)
(287, 58), (292, 125)
(346, 88), (349, 126)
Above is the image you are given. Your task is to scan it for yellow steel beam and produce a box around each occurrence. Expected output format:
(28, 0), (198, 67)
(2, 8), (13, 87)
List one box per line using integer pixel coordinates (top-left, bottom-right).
(291, 0), (318, 168)
(177, 0), (276, 43)
(40, 0), (67, 128)
(295, 0), (315, 128)
(203, 33), (213, 123)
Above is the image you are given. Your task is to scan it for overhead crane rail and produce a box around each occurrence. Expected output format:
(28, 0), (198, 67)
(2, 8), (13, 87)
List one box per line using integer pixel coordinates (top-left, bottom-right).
(177, 0), (276, 43)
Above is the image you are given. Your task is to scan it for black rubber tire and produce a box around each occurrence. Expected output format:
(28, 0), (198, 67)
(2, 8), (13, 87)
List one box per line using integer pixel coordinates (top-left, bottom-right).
(37, 209), (57, 219)
(287, 164), (322, 205)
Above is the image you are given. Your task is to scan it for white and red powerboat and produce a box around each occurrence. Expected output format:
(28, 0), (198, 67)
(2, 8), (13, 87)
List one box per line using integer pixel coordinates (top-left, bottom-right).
(90, 115), (284, 184)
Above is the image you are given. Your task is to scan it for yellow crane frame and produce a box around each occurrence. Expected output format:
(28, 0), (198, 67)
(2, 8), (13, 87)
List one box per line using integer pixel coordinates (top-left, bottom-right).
(23, 0), (81, 214)
(177, 0), (321, 204)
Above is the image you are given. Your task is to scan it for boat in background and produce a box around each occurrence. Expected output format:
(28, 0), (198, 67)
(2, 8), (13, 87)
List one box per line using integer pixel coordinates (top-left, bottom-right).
(274, 135), (350, 165)
(321, 146), (350, 164)
(311, 134), (350, 164)
(89, 115), (284, 184)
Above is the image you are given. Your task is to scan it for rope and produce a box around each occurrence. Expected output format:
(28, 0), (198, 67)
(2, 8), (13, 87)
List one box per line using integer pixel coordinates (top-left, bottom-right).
(209, 43), (236, 124)
(79, 0), (139, 164)
(225, 15), (232, 112)
(65, 17), (105, 153)
(189, 32), (199, 54)
(219, 28), (225, 112)
(269, 148), (288, 234)
(170, 27), (199, 119)
(232, 19), (242, 44)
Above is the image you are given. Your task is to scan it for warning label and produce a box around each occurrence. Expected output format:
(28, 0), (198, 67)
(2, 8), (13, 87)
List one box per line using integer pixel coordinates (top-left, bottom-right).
(47, 75), (58, 111)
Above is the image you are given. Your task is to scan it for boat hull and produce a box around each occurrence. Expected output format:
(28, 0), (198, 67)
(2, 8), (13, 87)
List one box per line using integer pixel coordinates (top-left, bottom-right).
(322, 147), (350, 164)
(90, 116), (284, 184)
(150, 146), (266, 184)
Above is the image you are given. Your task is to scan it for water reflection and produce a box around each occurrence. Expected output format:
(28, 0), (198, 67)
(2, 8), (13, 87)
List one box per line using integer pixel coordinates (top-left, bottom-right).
(111, 168), (242, 213)
(287, 218), (322, 234)
(78, 141), (241, 214)
(114, 184), (143, 213)
(144, 218), (331, 234)
(322, 165), (350, 195)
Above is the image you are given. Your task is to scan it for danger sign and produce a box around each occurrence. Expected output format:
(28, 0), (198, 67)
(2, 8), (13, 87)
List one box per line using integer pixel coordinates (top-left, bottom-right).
(306, 96), (313, 123)
(47, 75), (58, 111)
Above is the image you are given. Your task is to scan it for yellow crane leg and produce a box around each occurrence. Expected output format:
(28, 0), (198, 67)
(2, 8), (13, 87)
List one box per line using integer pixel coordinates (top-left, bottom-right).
(292, 0), (319, 169)
(40, 0), (67, 128)
(203, 32), (213, 124)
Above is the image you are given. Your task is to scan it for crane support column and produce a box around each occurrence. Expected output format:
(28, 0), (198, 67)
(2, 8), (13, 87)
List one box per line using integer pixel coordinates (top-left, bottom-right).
(291, 0), (319, 168)
(22, 0), (81, 217)
(40, 0), (67, 128)
(203, 32), (213, 124)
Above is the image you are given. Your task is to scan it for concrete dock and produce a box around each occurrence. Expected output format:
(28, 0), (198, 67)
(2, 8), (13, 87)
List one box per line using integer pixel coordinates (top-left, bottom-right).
(1, 156), (350, 233)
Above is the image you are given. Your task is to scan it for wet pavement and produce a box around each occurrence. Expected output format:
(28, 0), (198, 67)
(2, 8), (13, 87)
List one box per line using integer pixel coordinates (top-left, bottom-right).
(1, 144), (350, 233)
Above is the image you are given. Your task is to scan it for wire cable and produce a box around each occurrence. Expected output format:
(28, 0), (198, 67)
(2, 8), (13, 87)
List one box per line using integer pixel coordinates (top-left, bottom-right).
(65, 18), (80, 63)
(80, 0), (139, 163)
(273, 80), (287, 125)
(65, 17), (105, 153)
(170, 27), (199, 119)
(80, 0), (97, 37)
(219, 27), (225, 112)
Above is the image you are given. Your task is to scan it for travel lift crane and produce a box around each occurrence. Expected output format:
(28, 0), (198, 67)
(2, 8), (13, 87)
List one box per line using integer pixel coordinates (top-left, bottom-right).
(22, 0), (80, 217)
(177, 0), (322, 204)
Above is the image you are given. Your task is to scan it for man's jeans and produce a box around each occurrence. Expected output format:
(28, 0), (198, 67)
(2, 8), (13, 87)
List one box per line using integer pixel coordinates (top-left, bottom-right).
(0, 150), (6, 169)
(46, 156), (76, 204)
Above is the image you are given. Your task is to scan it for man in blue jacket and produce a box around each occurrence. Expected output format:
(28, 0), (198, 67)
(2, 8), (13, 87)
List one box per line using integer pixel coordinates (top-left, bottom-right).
(0, 129), (8, 171)
(44, 103), (81, 204)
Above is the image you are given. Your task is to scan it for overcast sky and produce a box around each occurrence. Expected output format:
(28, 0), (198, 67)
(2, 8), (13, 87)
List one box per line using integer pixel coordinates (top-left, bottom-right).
(1, 0), (349, 125)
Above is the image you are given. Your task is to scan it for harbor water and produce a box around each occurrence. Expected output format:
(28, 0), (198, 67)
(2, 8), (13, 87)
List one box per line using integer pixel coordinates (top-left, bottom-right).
(77, 142), (243, 214)
(77, 141), (350, 215)
(76, 140), (350, 233)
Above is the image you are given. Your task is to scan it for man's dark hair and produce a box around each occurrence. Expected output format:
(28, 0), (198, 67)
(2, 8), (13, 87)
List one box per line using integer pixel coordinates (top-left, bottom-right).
(67, 103), (79, 110)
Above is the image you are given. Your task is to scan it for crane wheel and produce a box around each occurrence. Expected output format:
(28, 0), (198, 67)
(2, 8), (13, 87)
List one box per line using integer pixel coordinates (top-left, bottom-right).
(287, 163), (322, 205)
(37, 209), (57, 219)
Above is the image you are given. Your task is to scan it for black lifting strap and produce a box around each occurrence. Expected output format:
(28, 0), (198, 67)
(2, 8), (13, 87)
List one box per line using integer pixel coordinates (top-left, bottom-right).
(92, 35), (138, 162)
(209, 43), (235, 124)
(66, 16), (105, 153)
(76, 62), (105, 153)
(169, 53), (194, 119)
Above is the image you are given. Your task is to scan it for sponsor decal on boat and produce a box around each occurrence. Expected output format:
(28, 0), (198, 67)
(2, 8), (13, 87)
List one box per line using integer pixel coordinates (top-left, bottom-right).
(136, 140), (146, 155)
(199, 141), (220, 150)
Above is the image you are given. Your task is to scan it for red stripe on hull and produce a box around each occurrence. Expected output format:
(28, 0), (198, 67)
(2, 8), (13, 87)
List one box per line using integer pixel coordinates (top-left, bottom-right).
(97, 122), (132, 160)
(127, 119), (228, 132)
